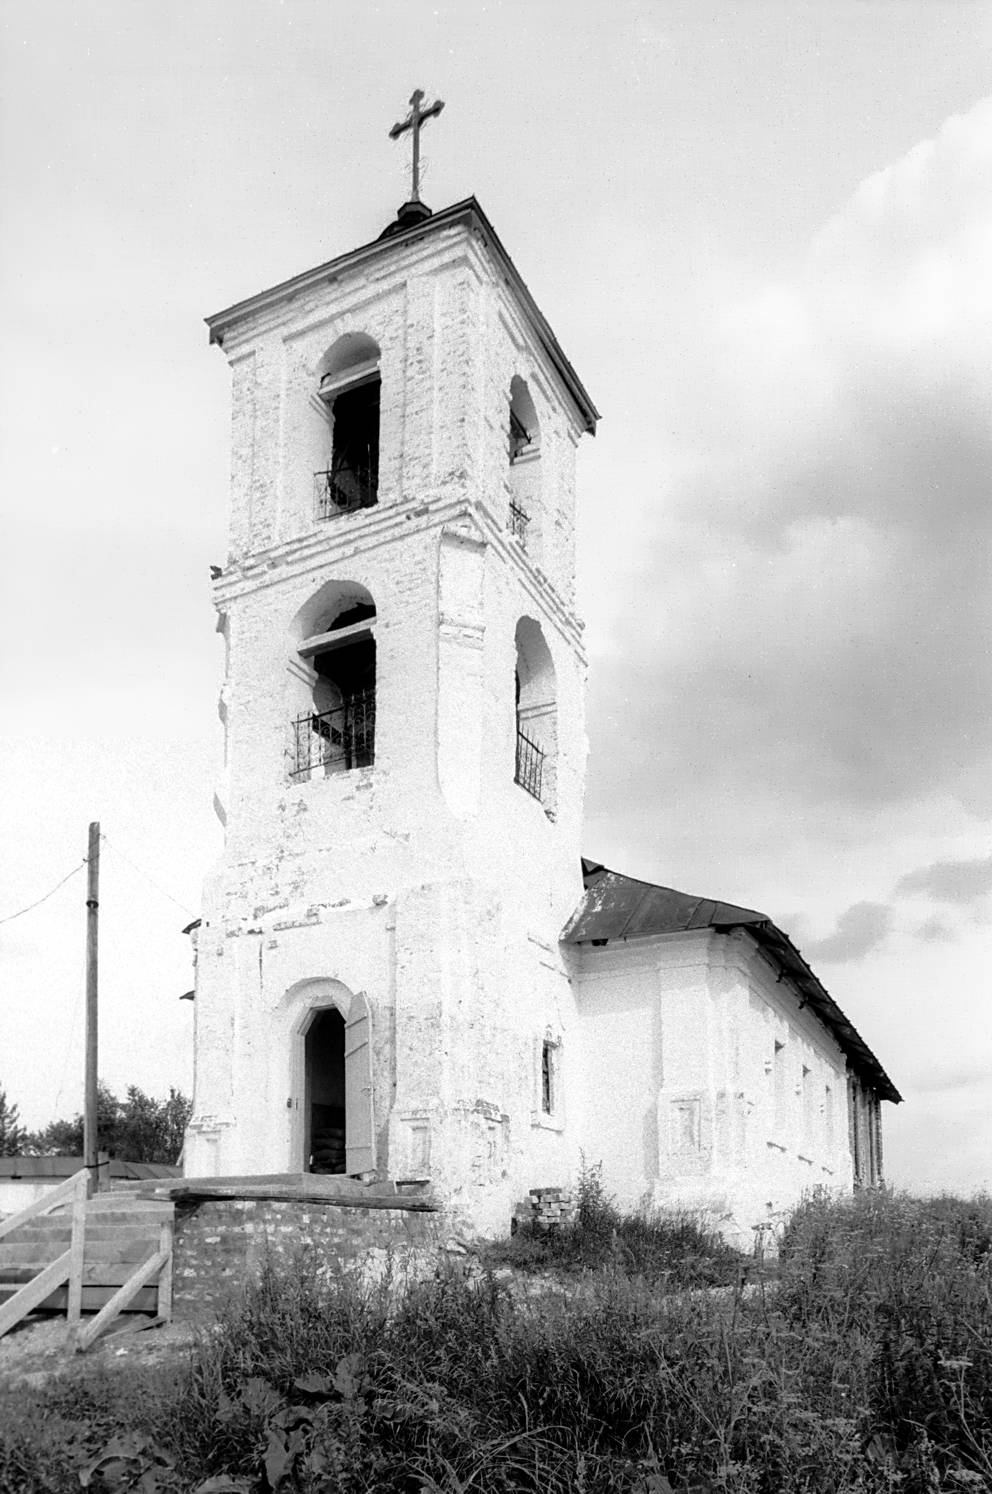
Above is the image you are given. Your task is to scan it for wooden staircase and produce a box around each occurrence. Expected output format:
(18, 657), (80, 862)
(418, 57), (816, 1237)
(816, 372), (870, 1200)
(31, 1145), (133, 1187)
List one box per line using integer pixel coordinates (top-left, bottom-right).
(0, 1170), (174, 1350)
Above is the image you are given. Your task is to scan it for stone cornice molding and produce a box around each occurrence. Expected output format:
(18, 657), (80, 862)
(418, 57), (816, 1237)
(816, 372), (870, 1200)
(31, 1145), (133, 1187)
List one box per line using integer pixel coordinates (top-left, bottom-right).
(212, 496), (586, 659)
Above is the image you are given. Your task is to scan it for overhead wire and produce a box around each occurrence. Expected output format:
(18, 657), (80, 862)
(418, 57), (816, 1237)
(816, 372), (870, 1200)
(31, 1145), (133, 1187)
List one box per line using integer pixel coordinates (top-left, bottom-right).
(99, 834), (198, 920)
(2, 837), (194, 1126)
(0, 860), (86, 926)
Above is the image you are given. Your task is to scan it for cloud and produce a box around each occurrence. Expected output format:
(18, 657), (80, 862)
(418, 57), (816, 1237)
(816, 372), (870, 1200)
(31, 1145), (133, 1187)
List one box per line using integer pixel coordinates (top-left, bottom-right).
(896, 854), (992, 906)
(916, 917), (954, 944)
(596, 97), (992, 846)
(804, 901), (893, 963)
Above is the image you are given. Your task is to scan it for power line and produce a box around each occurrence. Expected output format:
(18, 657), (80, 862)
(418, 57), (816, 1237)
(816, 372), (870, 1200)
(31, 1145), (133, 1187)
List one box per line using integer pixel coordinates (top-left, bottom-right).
(0, 861), (85, 926)
(100, 834), (197, 920)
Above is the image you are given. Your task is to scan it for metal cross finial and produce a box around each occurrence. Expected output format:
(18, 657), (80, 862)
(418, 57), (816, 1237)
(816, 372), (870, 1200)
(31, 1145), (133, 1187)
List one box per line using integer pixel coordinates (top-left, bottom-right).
(389, 88), (445, 203)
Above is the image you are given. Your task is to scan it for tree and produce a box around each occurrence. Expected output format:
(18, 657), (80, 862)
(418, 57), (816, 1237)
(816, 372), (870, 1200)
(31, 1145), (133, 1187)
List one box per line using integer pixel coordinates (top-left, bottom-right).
(0, 1085), (26, 1155)
(22, 1084), (192, 1165)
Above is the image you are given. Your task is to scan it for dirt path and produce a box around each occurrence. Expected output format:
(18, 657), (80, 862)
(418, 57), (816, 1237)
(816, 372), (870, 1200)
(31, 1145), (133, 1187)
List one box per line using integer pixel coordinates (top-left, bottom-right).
(0, 1313), (200, 1391)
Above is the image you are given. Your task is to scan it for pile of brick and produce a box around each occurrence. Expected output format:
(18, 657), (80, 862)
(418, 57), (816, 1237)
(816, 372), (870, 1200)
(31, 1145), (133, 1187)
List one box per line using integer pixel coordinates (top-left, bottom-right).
(513, 1186), (575, 1232)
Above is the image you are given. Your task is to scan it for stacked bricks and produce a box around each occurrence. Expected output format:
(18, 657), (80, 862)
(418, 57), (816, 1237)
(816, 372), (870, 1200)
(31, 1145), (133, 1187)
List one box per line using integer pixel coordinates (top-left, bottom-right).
(171, 1196), (443, 1319)
(513, 1185), (575, 1232)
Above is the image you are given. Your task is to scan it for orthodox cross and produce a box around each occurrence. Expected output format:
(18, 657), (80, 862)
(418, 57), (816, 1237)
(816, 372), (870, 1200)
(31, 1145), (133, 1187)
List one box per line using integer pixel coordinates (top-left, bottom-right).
(389, 89), (445, 203)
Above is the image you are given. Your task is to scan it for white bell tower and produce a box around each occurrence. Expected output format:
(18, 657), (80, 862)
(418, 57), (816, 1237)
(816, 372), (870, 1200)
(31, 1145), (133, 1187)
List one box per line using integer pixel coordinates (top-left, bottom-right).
(185, 177), (598, 1232)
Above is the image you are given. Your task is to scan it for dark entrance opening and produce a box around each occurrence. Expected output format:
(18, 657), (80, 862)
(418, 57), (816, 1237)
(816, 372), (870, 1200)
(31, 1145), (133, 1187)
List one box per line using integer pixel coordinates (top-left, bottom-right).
(305, 1008), (346, 1173)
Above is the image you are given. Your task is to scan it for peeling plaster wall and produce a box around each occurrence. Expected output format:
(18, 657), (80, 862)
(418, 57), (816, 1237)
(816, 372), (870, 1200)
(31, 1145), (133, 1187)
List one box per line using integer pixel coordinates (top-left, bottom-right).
(571, 930), (856, 1248)
(188, 215), (589, 1236)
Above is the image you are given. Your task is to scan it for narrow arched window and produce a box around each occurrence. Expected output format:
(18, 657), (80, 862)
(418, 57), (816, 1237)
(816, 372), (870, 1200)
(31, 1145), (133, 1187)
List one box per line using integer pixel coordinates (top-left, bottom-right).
(514, 616), (556, 811)
(290, 583), (376, 779)
(315, 334), (381, 517)
(507, 376), (540, 550)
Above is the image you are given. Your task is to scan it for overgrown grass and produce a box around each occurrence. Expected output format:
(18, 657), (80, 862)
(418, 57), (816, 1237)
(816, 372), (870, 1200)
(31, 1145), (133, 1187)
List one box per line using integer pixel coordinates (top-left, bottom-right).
(484, 1163), (745, 1287)
(2, 1189), (990, 1492)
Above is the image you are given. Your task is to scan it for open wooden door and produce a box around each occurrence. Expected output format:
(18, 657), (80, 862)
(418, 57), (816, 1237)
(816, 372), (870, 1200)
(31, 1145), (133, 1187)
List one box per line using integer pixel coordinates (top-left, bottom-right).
(344, 990), (376, 1175)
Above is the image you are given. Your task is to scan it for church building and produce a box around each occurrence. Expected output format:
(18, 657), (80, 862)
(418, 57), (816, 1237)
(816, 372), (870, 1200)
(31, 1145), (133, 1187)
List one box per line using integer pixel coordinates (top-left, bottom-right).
(185, 115), (898, 1245)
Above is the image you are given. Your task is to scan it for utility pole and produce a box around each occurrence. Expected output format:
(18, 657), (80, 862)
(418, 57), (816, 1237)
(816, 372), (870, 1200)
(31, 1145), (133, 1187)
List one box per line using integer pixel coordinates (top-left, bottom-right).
(83, 822), (100, 1193)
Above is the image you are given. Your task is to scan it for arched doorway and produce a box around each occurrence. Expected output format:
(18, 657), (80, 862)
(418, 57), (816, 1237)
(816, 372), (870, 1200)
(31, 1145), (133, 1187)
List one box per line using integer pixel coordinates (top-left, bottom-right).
(304, 1008), (346, 1173)
(296, 989), (376, 1177)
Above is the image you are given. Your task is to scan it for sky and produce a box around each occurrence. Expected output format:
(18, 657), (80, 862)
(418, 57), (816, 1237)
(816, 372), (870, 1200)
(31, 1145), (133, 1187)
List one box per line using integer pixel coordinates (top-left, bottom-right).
(0, 1), (989, 1194)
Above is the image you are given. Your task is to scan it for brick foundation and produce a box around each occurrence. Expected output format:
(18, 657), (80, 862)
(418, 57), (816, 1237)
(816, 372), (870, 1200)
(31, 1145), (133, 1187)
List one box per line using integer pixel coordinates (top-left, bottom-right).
(172, 1194), (445, 1319)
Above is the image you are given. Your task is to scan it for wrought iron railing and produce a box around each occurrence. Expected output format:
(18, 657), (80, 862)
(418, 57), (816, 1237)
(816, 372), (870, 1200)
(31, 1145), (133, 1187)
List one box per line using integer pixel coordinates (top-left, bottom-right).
(508, 500), (530, 546)
(292, 691), (375, 777)
(314, 458), (377, 519)
(514, 723), (544, 801)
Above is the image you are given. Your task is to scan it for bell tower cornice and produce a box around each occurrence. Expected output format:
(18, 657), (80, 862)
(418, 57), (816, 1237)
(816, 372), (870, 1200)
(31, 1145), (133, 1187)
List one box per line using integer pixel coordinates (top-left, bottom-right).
(206, 197), (599, 440)
(210, 493), (586, 662)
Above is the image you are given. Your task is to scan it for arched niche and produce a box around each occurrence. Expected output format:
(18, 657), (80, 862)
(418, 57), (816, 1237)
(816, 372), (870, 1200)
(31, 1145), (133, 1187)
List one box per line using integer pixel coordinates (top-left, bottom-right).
(514, 615), (557, 812)
(309, 332), (382, 518)
(507, 375), (542, 554)
(284, 979), (376, 1177)
(288, 580), (377, 779)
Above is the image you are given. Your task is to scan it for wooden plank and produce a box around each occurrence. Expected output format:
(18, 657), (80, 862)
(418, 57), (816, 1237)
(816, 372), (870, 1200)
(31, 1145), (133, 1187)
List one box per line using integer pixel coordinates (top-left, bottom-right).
(75, 1247), (169, 1352)
(345, 991), (376, 1175)
(156, 1219), (173, 1323)
(0, 1243), (71, 1267)
(67, 1174), (87, 1323)
(1, 1285), (159, 1314)
(0, 1170), (87, 1241)
(0, 1250), (72, 1337)
(84, 1202), (174, 1217)
(0, 1219), (73, 1235)
(77, 1225), (166, 1242)
(2, 1258), (158, 1286)
(0, 1237), (157, 1267)
(169, 1184), (437, 1211)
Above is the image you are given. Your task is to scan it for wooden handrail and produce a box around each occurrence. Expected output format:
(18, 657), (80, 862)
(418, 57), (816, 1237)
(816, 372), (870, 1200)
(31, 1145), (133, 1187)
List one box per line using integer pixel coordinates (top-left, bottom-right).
(0, 1167), (88, 1242)
(74, 1242), (171, 1352)
(0, 1251), (73, 1338)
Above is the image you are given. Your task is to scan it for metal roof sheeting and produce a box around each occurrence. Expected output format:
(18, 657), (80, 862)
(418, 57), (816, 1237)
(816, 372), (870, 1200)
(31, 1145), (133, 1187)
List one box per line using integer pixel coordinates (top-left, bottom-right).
(0, 1157), (181, 1180)
(564, 860), (901, 1104)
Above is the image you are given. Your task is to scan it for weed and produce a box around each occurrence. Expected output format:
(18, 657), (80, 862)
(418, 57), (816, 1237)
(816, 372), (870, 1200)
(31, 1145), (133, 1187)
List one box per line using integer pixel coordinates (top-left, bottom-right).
(488, 1159), (744, 1288)
(2, 1191), (990, 1492)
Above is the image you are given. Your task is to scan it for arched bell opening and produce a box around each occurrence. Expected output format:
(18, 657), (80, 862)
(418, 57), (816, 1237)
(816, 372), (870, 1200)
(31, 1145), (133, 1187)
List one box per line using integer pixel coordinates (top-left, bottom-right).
(312, 332), (382, 517)
(288, 581), (377, 780)
(507, 375), (541, 554)
(514, 615), (557, 813)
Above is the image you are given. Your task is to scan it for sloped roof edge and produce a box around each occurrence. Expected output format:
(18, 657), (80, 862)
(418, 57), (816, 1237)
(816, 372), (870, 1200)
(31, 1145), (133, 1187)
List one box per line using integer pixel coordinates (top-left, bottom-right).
(206, 196), (599, 435)
(0, 1156), (182, 1179)
(565, 860), (901, 1104)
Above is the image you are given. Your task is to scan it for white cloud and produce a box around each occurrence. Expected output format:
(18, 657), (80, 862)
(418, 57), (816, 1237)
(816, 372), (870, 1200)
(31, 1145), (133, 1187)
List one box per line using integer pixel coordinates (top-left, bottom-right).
(597, 96), (992, 841)
(805, 901), (894, 964)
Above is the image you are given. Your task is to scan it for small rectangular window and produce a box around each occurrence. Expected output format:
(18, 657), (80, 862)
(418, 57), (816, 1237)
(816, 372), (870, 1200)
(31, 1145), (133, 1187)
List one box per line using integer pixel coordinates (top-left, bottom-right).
(541, 1040), (554, 1115)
